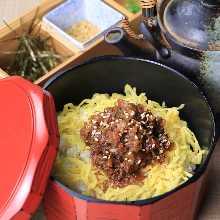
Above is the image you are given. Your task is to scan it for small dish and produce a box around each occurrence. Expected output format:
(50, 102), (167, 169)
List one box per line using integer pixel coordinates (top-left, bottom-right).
(43, 0), (124, 50)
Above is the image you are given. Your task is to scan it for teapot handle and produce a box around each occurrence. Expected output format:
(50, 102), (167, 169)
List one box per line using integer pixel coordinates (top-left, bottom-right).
(139, 21), (170, 59)
(139, 0), (171, 59)
(104, 27), (155, 58)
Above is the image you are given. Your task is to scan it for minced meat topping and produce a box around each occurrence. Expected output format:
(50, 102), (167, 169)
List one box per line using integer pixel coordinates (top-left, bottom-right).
(80, 99), (173, 187)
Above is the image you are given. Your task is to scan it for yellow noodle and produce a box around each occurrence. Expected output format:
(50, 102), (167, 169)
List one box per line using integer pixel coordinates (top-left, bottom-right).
(53, 85), (207, 201)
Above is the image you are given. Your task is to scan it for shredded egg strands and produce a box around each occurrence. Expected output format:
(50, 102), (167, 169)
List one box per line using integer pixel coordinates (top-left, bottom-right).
(53, 85), (207, 201)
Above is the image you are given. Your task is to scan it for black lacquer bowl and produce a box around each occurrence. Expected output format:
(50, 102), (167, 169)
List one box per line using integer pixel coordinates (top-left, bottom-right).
(43, 56), (216, 220)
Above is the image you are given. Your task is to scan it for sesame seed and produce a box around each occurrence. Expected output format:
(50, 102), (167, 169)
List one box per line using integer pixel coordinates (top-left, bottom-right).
(110, 148), (117, 153)
(127, 151), (132, 155)
(100, 121), (104, 126)
(137, 159), (141, 164)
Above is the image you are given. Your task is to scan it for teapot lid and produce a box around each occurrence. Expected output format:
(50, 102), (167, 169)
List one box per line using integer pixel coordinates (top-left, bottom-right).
(157, 0), (220, 52)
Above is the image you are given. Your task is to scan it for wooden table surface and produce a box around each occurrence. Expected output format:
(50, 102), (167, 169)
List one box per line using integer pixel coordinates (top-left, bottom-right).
(0, 1), (219, 219)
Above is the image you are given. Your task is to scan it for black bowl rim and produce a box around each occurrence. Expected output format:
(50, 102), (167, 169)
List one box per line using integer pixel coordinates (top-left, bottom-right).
(44, 55), (216, 205)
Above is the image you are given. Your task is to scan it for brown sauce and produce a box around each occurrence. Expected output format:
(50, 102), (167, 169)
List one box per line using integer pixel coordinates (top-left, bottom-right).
(80, 99), (173, 187)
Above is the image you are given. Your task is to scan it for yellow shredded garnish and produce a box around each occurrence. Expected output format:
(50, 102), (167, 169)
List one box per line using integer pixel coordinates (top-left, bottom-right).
(53, 85), (207, 201)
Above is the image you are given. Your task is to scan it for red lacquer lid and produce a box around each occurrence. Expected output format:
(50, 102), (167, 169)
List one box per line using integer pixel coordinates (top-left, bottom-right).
(0, 76), (59, 220)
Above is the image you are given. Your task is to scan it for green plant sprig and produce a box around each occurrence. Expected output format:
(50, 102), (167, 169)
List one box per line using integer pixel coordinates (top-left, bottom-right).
(2, 9), (64, 82)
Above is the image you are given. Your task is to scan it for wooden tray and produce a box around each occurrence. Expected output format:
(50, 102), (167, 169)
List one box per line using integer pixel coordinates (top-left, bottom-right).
(0, 0), (144, 86)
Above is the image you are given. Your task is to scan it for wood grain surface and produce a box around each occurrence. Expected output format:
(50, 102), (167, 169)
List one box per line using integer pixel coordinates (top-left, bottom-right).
(0, 1), (219, 220)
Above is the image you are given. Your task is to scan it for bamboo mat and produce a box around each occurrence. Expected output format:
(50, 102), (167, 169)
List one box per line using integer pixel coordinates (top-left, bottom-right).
(0, 1), (219, 219)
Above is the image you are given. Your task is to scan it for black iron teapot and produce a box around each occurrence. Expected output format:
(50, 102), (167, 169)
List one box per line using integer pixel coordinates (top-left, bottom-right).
(105, 0), (220, 119)
(106, 0), (220, 76)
